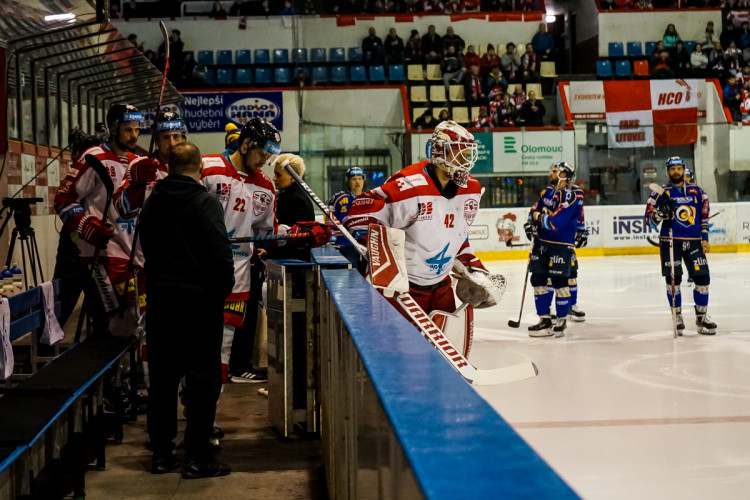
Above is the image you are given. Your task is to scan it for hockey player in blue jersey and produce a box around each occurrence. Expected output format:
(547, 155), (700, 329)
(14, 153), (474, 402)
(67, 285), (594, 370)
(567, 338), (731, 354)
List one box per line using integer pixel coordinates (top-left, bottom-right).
(327, 167), (365, 265)
(645, 156), (717, 335)
(524, 161), (583, 338)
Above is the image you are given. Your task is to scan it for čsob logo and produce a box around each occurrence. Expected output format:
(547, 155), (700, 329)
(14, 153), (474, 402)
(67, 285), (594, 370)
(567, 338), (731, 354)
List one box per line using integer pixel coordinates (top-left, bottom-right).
(612, 215), (659, 234)
(227, 97), (280, 124)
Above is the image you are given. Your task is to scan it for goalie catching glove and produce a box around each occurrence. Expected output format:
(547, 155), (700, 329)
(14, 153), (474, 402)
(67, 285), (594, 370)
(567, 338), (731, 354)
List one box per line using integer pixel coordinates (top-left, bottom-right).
(452, 254), (506, 309)
(289, 221), (333, 247)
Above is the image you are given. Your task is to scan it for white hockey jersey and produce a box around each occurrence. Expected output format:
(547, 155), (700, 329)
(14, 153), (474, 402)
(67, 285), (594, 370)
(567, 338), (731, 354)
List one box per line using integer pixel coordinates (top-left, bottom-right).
(54, 144), (139, 263)
(201, 153), (276, 301)
(344, 160), (483, 286)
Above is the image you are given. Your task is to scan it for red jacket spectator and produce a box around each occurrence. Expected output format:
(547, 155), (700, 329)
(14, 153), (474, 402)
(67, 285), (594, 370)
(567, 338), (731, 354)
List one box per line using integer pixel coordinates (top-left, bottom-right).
(480, 44), (501, 76)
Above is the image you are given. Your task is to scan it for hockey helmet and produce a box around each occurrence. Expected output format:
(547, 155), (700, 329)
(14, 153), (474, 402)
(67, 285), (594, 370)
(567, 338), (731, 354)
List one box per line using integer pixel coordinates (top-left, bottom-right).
(106, 103), (143, 131)
(426, 120), (478, 187)
(346, 167), (365, 179)
(238, 118), (281, 155)
(225, 123), (242, 153)
(684, 167), (693, 180)
(552, 161), (575, 182)
(154, 110), (187, 137)
(665, 156), (685, 169)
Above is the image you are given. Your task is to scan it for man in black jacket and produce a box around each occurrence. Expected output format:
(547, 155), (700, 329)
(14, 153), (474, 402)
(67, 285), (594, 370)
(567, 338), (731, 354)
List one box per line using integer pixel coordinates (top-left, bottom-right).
(140, 142), (235, 479)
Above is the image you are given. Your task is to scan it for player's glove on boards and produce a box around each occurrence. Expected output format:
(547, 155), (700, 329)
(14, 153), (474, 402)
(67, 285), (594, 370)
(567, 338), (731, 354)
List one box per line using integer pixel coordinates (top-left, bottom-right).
(290, 221), (333, 247)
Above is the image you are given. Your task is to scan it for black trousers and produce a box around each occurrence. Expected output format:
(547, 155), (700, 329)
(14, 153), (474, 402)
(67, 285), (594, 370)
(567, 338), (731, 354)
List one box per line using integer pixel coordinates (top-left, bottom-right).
(146, 291), (223, 462)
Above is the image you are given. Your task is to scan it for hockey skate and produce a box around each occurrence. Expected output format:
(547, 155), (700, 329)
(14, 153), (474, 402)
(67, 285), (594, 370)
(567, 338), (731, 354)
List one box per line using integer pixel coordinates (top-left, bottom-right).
(673, 308), (684, 336)
(568, 305), (585, 322)
(695, 307), (717, 335)
(528, 316), (553, 337)
(553, 318), (567, 338)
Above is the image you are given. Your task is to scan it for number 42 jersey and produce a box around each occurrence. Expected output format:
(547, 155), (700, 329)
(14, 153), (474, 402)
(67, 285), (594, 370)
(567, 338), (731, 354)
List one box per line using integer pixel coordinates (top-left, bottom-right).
(344, 161), (482, 287)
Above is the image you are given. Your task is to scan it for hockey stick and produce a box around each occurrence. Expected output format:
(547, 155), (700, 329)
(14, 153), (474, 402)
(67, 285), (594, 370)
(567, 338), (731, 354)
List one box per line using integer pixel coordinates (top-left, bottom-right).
(284, 163), (538, 385)
(646, 210), (723, 248)
(229, 232), (309, 243)
(148, 21), (170, 157)
(649, 183), (680, 338)
(508, 236), (533, 328)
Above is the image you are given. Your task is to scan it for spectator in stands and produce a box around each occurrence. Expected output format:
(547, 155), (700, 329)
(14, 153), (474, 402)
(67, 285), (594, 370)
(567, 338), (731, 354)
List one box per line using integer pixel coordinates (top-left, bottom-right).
(709, 42), (723, 64)
(726, 42), (742, 73)
(702, 21), (717, 48)
(500, 0), (514, 9)
(472, 106), (493, 128)
(423, 0), (445, 12)
(500, 42), (522, 83)
(443, 26), (466, 55)
(709, 44), (728, 81)
(651, 41), (675, 79)
(442, 45), (466, 93)
(413, 108), (438, 129)
(600, 0), (618, 9)
(177, 52), (198, 87)
(739, 21), (750, 50)
(229, 0), (252, 15)
(724, 75), (742, 121)
(663, 24), (681, 49)
(445, 0), (468, 13)
(464, 65), (488, 107)
(145, 50), (157, 65)
(480, 44), (501, 77)
(160, 30), (184, 81)
(634, 0), (653, 7)
(438, 109), (452, 121)
(362, 27), (385, 65)
(422, 25), (443, 63)
(279, 1), (295, 14)
(463, 45), (480, 73)
(486, 65), (508, 94)
(209, 1), (227, 17)
(255, 0), (276, 15)
(128, 34), (144, 52)
(670, 41), (691, 77)
(405, 30), (424, 63)
(384, 28), (406, 65)
(141, 142), (234, 479)
(110, 2), (121, 18)
(292, 69), (312, 87)
(510, 84), (527, 111)
(518, 0), (536, 10)
(520, 90), (545, 126)
(521, 43), (540, 83)
(737, 65), (750, 88)
(300, 0), (317, 14)
(404, 0), (420, 11)
(492, 93), (518, 127)
(721, 22), (739, 50)
(531, 22), (555, 61)
(691, 43), (709, 77)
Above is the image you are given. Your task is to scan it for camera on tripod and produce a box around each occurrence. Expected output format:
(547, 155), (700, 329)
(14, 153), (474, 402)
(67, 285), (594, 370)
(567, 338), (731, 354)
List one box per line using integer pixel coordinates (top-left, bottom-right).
(2, 197), (43, 234)
(0, 197), (46, 290)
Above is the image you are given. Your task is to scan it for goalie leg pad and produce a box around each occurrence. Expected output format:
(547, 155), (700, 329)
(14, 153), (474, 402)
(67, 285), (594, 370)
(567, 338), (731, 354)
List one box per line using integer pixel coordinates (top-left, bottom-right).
(430, 305), (474, 358)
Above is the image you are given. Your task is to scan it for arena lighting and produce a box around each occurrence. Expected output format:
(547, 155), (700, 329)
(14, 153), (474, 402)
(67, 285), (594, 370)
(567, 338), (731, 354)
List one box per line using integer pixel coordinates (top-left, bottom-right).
(44, 13), (76, 22)
(545, 14), (556, 22)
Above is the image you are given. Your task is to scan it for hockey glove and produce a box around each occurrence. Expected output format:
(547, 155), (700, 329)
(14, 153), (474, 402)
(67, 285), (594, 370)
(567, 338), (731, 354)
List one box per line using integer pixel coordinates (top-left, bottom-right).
(455, 253), (489, 274)
(453, 258), (506, 309)
(575, 228), (589, 248)
(654, 197), (675, 221)
(77, 214), (114, 248)
(524, 221), (538, 240)
(127, 158), (159, 186)
(290, 221), (333, 248)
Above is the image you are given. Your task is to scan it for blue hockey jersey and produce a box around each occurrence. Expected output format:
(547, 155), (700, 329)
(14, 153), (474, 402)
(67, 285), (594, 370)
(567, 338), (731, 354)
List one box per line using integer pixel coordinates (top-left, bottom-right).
(528, 185), (583, 247)
(645, 182), (710, 241)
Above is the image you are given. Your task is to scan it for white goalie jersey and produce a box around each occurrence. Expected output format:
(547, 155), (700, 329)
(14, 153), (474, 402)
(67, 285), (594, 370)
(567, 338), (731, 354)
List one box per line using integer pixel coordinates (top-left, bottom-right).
(344, 160), (483, 287)
(201, 154), (276, 301)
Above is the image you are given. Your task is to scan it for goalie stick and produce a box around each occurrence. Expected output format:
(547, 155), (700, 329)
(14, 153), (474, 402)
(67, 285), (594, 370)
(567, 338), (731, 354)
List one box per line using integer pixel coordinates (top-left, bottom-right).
(283, 163), (538, 385)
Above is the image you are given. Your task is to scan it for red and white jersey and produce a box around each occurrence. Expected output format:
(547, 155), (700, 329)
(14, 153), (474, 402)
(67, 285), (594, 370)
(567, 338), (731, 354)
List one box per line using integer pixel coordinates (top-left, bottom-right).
(742, 97), (750, 124)
(511, 92), (527, 110)
(54, 144), (140, 263)
(113, 158), (169, 220)
(201, 153), (276, 300)
(344, 161), (482, 287)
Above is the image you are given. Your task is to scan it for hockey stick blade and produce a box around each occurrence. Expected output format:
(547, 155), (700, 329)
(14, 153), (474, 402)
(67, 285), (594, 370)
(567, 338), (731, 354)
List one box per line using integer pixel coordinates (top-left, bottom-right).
(84, 154), (114, 216)
(507, 319), (521, 328)
(648, 183), (665, 195)
(471, 361), (538, 385)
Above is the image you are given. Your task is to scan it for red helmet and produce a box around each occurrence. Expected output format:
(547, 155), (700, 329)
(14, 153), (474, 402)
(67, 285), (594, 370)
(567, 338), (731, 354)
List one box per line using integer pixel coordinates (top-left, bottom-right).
(426, 120), (478, 187)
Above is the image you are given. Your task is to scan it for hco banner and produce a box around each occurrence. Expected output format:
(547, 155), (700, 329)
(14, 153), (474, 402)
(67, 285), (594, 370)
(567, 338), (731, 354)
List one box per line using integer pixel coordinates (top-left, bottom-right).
(142, 91), (283, 134)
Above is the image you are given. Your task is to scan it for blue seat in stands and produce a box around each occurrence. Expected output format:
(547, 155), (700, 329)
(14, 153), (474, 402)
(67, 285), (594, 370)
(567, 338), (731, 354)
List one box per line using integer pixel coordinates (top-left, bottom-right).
(202, 68), (216, 85)
(274, 67), (291, 84)
(198, 50), (214, 66)
(608, 42), (624, 58)
(645, 41), (658, 56)
(254, 67), (271, 84)
(235, 49), (251, 65)
(331, 66), (347, 84)
(217, 68), (233, 85)
(350, 65), (367, 83)
(596, 60), (613, 78)
(626, 42), (642, 57)
(273, 48), (289, 64)
(369, 65), (386, 83)
(330, 47), (346, 63)
(312, 66), (328, 84)
(292, 48), (308, 64)
(683, 40), (697, 54)
(254, 49), (270, 65)
(388, 64), (405, 82)
(615, 60), (631, 78)
(310, 48), (326, 63)
(236, 68), (252, 85)
(348, 47), (363, 62)
(217, 50), (233, 66)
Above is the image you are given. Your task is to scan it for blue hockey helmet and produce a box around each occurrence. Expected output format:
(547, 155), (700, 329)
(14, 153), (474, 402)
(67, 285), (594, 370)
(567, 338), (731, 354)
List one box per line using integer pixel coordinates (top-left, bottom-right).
(154, 110), (187, 137)
(665, 156), (685, 168)
(346, 167), (365, 179)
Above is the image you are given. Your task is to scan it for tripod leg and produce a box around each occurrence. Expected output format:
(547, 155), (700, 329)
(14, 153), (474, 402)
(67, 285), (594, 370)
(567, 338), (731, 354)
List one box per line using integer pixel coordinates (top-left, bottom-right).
(20, 237), (30, 289)
(5, 228), (17, 269)
(30, 231), (45, 282)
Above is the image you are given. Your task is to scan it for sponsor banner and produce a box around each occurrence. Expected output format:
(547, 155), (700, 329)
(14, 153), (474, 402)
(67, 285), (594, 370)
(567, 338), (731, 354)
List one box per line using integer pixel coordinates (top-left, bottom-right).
(142, 91), (283, 134)
(568, 81), (605, 116)
(606, 109), (654, 148)
(466, 202), (741, 253)
(493, 130), (575, 172)
(471, 132), (494, 173)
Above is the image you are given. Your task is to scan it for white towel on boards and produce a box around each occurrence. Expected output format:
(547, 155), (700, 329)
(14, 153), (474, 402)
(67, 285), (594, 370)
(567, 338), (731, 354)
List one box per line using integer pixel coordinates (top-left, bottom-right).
(40, 281), (65, 345)
(0, 298), (13, 379)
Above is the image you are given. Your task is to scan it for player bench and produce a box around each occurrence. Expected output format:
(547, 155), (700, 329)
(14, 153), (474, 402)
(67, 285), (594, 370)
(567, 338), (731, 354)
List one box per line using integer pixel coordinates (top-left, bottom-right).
(0, 283), (137, 499)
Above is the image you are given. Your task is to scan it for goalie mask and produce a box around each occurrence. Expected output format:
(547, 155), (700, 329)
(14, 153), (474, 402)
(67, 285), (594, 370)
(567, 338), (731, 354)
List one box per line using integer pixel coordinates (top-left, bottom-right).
(426, 120), (478, 187)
